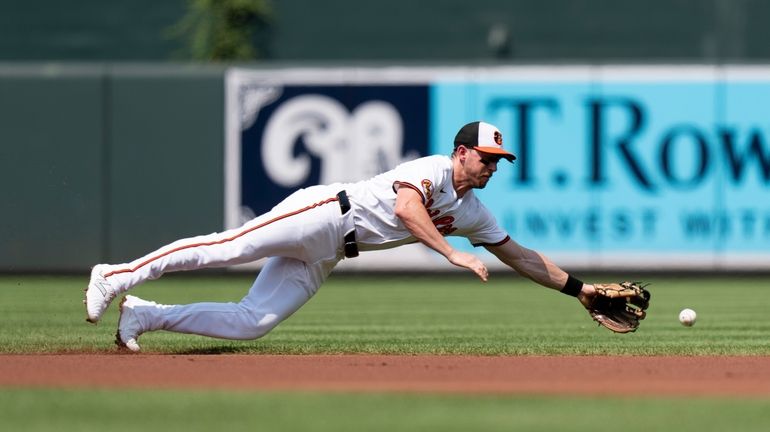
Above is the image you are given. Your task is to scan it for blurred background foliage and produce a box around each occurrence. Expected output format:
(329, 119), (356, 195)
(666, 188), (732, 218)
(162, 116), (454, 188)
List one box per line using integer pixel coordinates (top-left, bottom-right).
(169, 0), (272, 61)
(2, 0), (769, 62)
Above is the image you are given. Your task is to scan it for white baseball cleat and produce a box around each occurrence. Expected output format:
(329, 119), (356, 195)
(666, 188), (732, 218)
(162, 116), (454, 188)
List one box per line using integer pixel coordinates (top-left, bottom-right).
(84, 264), (118, 324)
(115, 295), (154, 352)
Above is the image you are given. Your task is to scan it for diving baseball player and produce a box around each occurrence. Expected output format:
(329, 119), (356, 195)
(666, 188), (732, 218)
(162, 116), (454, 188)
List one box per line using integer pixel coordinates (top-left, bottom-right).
(84, 121), (649, 351)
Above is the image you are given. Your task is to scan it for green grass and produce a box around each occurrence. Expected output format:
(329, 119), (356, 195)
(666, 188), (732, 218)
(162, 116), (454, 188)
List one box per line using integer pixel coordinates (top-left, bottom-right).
(1, 273), (770, 354)
(2, 273), (770, 432)
(1, 388), (770, 432)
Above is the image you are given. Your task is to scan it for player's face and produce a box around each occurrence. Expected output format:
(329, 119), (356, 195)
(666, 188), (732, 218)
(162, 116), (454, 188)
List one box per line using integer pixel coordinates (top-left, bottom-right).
(470, 149), (501, 188)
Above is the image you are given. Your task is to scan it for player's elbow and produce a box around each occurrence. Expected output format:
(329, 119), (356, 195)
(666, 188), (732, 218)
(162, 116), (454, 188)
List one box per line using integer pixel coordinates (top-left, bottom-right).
(394, 198), (413, 220)
(394, 203), (421, 229)
(394, 203), (409, 221)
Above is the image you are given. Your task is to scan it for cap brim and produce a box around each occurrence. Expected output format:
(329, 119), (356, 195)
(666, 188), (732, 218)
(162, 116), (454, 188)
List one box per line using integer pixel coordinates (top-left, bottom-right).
(475, 147), (516, 162)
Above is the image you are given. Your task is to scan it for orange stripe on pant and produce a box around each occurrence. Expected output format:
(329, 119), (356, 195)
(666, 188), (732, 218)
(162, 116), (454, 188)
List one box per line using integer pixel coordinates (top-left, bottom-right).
(104, 197), (340, 278)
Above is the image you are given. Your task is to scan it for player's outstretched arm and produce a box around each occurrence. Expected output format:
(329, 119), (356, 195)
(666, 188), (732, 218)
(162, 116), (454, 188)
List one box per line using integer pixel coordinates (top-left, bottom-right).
(485, 238), (598, 314)
(485, 238), (590, 293)
(394, 187), (488, 281)
(486, 239), (651, 333)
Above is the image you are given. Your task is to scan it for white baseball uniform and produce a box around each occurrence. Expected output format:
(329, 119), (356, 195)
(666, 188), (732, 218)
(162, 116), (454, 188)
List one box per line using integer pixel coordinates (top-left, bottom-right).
(98, 155), (510, 340)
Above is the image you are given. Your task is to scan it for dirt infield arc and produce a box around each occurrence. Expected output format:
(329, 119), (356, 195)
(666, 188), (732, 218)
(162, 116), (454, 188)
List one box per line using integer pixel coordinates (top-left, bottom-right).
(2, 355), (770, 396)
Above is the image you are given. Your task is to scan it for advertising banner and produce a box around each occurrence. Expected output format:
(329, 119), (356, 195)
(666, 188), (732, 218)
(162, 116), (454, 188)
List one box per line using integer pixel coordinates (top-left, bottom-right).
(226, 66), (770, 271)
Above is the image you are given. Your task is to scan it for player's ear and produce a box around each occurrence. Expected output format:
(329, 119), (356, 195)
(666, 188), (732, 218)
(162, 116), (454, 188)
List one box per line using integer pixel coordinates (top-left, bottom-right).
(455, 145), (469, 162)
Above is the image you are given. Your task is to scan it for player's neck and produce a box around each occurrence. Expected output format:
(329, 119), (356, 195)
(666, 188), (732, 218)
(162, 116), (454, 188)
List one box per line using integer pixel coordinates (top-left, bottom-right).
(451, 156), (472, 197)
(452, 173), (472, 198)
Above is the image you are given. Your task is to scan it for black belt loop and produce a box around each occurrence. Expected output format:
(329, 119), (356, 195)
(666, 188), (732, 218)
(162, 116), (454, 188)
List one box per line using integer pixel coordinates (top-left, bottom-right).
(336, 190), (359, 258)
(343, 231), (359, 258)
(336, 190), (351, 215)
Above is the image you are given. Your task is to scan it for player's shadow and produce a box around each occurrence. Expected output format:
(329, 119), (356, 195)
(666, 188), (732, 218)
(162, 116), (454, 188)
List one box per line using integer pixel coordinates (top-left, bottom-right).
(175, 346), (254, 355)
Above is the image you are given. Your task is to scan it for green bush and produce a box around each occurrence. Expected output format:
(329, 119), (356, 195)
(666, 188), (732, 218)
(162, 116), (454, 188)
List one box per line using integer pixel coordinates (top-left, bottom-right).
(169, 0), (272, 61)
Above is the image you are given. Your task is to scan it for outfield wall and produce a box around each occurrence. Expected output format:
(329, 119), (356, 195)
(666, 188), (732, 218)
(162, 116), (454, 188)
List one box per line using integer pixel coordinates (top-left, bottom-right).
(0, 64), (226, 272)
(2, 64), (769, 272)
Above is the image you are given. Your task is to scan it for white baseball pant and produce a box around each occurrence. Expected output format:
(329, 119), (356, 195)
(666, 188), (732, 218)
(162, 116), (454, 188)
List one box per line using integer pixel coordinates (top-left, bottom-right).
(101, 185), (353, 339)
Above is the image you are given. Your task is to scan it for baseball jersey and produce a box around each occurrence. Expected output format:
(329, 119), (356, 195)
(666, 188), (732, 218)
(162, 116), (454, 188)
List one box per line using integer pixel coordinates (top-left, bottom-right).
(342, 155), (510, 251)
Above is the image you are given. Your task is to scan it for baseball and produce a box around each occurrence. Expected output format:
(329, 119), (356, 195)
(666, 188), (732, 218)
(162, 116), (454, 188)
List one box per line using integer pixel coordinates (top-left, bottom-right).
(678, 308), (697, 327)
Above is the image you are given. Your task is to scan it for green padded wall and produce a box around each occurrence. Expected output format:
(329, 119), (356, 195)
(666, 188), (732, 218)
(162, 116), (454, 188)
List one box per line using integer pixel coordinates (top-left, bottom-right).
(0, 65), (225, 272)
(0, 67), (105, 271)
(106, 66), (225, 263)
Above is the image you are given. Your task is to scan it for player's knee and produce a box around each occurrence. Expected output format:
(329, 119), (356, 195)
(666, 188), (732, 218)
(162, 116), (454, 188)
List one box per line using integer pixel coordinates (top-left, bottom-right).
(243, 313), (280, 339)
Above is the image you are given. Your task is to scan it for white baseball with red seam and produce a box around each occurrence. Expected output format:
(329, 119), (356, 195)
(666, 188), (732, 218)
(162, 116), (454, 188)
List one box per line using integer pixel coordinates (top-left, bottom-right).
(678, 308), (697, 327)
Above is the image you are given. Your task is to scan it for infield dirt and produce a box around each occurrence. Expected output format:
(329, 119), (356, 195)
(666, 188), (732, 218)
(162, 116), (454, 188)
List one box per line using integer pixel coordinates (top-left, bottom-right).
(2, 354), (770, 396)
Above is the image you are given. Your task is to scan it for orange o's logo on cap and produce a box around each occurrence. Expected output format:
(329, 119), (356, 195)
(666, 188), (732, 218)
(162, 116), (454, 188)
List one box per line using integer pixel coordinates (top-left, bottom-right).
(493, 131), (503, 146)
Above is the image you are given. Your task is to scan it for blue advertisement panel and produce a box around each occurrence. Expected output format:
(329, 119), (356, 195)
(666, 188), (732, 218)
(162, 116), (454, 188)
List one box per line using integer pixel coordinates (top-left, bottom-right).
(431, 74), (770, 267)
(227, 66), (770, 270)
(721, 80), (770, 255)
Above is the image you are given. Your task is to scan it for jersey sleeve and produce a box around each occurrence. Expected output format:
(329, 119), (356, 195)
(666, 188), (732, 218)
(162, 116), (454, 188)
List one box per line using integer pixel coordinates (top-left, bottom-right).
(391, 156), (450, 204)
(465, 200), (511, 247)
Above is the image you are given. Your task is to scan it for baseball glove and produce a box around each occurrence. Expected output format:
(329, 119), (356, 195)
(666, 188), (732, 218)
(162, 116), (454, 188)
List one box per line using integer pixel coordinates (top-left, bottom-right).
(585, 282), (650, 333)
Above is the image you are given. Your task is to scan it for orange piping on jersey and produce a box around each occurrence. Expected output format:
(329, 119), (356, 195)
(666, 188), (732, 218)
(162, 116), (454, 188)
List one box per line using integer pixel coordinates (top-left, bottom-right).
(472, 235), (511, 248)
(104, 196), (340, 277)
(392, 181), (425, 204)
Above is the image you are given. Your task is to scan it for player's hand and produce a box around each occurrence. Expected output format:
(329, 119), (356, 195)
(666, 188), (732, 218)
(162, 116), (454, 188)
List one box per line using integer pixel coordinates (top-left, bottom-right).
(576, 283), (596, 308)
(447, 250), (488, 282)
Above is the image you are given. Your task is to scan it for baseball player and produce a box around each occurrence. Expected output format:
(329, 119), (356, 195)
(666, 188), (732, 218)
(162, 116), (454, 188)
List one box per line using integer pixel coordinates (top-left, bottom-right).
(85, 121), (649, 351)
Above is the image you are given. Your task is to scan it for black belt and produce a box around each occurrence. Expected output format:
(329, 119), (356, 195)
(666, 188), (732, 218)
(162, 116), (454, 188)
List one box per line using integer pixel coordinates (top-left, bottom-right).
(336, 190), (359, 258)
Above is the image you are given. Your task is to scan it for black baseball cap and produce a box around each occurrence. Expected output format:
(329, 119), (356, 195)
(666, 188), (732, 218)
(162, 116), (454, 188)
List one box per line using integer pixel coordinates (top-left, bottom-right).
(453, 121), (516, 162)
